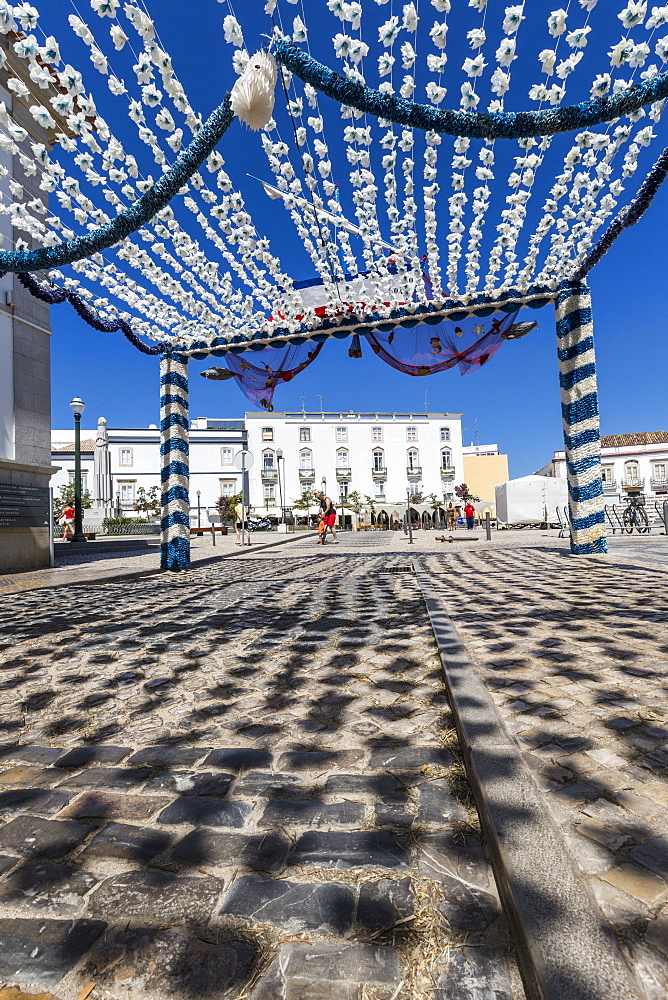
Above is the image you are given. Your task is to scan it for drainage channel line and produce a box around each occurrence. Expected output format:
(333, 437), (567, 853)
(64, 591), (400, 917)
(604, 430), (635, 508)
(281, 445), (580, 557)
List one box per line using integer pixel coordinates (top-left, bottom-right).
(411, 556), (642, 1000)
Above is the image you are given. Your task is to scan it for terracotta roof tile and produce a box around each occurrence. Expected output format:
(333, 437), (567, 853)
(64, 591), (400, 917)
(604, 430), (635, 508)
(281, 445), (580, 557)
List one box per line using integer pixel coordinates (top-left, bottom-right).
(52, 439), (96, 453)
(601, 432), (668, 448)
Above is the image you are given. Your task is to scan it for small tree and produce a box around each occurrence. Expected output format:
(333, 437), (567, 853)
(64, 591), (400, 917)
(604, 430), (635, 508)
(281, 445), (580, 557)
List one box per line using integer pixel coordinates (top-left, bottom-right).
(133, 485), (161, 519)
(291, 488), (319, 512)
(408, 491), (424, 505)
(454, 482), (480, 504)
(53, 483), (92, 523)
(216, 492), (243, 522)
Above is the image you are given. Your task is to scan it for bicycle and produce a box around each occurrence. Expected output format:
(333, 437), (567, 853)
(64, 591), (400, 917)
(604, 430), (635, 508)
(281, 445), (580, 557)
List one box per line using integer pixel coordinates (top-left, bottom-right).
(622, 494), (650, 534)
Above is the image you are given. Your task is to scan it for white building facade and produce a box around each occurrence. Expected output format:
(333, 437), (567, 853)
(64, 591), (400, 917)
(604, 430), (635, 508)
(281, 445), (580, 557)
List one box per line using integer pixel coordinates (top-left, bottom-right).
(536, 432), (668, 506)
(52, 419), (246, 521)
(244, 410), (463, 516)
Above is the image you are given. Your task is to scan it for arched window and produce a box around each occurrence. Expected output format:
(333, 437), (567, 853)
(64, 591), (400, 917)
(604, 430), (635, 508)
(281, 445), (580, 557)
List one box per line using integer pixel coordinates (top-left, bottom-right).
(337, 449), (349, 468)
(407, 448), (419, 470)
(372, 448), (385, 472)
(262, 449), (275, 470)
(441, 448), (452, 470)
(625, 461), (639, 482)
(299, 449), (312, 470)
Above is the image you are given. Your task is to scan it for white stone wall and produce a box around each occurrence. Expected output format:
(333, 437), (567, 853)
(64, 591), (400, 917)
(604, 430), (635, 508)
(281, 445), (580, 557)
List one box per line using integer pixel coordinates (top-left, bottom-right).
(543, 442), (668, 505)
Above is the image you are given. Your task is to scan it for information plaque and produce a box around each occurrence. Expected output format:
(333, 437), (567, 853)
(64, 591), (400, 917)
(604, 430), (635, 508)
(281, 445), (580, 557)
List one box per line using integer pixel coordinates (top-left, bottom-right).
(0, 483), (50, 528)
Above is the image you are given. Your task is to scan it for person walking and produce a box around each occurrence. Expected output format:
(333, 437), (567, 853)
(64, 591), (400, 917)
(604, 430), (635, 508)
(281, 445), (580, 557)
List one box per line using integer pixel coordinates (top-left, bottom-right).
(464, 502), (476, 531)
(60, 503), (75, 540)
(233, 499), (251, 545)
(446, 503), (457, 532)
(316, 491), (338, 543)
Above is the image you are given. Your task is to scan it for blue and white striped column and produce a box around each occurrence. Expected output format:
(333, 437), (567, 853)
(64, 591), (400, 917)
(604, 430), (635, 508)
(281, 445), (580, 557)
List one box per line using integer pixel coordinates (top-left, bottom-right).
(160, 352), (190, 569)
(555, 280), (607, 554)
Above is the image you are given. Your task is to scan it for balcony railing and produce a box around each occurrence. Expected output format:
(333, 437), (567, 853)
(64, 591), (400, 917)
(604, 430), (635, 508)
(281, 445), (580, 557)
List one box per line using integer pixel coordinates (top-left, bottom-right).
(336, 467), (351, 477)
(372, 466), (387, 476)
(621, 478), (644, 489)
(407, 466), (422, 476)
(602, 480), (617, 491)
(261, 469), (277, 480)
(651, 477), (668, 489)
(298, 468), (315, 479)
(440, 465), (455, 476)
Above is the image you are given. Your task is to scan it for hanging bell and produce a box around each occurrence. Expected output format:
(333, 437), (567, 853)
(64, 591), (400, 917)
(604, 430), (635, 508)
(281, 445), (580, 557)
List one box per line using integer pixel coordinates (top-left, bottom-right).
(348, 333), (363, 358)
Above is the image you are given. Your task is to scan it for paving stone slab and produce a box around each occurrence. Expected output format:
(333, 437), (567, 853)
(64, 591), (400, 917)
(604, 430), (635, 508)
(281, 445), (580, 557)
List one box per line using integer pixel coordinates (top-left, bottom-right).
(374, 795), (415, 829)
(437, 872), (501, 931)
(80, 926), (255, 999)
(0, 788), (72, 818)
(628, 836), (668, 880)
(170, 830), (290, 872)
(416, 830), (491, 889)
(220, 873), (355, 934)
(234, 771), (314, 800)
(0, 765), (70, 787)
(126, 745), (209, 768)
(435, 946), (514, 1000)
(87, 869), (224, 922)
(251, 942), (400, 1000)
(0, 746), (63, 765)
(368, 746), (454, 771)
(203, 748), (273, 772)
(324, 773), (402, 796)
(417, 780), (468, 824)
(0, 860), (98, 913)
(0, 916), (105, 985)
(79, 821), (172, 862)
(356, 877), (414, 930)
(144, 769), (234, 797)
(54, 745), (131, 767)
(0, 815), (91, 858)
(56, 766), (152, 790)
(287, 831), (409, 870)
(157, 796), (252, 827)
(277, 750), (361, 772)
(260, 799), (365, 829)
(0, 853), (18, 874)
(58, 790), (170, 821)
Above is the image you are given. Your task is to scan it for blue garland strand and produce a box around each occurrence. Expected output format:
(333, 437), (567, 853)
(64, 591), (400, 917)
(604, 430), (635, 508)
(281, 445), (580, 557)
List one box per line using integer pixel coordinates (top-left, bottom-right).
(0, 95), (234, 273)
(574, 144), (668, 279)
(275, 39), (668, 140)
(12, 271), (169, 355)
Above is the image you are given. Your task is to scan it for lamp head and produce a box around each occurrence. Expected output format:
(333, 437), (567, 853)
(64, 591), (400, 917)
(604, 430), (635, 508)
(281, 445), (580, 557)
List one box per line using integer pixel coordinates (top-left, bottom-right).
(69, 396), (85, 417)
(276, 448), (283, 460)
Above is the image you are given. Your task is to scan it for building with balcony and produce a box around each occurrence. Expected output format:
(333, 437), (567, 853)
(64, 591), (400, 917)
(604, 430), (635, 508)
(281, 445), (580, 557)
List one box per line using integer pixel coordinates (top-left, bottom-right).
(535, 431), (668, 505)
(245, 410), (464, 516)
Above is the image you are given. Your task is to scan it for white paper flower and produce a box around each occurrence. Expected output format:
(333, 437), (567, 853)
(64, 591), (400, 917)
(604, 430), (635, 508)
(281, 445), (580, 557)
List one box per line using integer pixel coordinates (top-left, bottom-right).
(556, 53), (583, 78)
(648, 4), (668, 27)
(141, 83), (162, 107)
(467, 28), (486, 49)
(90, 0), (119, 16)
(292, 16), (307, 41)
(566, 26), (591, 47)
(609, 38), (633, 66)
(432, 0), (451, 10)
(110, 24), (128, 50)
(490, 68), (510, 95)
(655, 34), (668, 59)
(333, 33), (353, 58)
(503, 5), (525, 33)
(548, 83), (566, 104)
(90, 47), (108, 74)
(463, 54), (486, 76)
(400, 41), (416, 69)
(496, 37), (517, 66)
(548, 9), (568, 36)
(379, 16), (400, 46)
(0, 2), (16, 33)
(618, 2), (647, 28)
(629, 42), (650, 66)
(460, 81), (480, 108)
(427, 53), (448, 71)
(14, 3), (38, 29)
(430, 21), (448, 48)
(349, 40), (369, 64)
(538, 49), (557, 75)
(376, 53), (393, 76)
(426, 81), (447, 103)
(58, 65), (84, 96)
(233, 49), (249, 75)
(223, 15), (244, 47)
(529, 83), (549, 101)
(327, 0), (346, 18)
(590, 73), (611, 96)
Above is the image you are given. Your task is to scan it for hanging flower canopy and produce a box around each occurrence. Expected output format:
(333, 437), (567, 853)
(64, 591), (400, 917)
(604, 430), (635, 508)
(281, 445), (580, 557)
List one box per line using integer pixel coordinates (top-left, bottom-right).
(0, 0), (667, 385)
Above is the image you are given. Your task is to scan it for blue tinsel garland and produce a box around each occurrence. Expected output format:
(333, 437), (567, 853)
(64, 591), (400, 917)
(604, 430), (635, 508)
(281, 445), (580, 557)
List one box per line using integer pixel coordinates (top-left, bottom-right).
(13, 271), (169, 355)
(0, 95), (234, 273)
(275, 39), (668, 141)
(574, 144), (668, 279)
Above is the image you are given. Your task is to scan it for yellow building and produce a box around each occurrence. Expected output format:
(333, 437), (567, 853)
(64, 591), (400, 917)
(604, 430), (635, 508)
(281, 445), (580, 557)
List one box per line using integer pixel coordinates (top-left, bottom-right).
(462, 445), (509, 519)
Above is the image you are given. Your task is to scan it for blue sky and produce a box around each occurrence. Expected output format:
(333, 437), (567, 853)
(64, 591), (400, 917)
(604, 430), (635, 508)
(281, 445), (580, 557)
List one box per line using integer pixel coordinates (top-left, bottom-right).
(46, 1), (668, 476)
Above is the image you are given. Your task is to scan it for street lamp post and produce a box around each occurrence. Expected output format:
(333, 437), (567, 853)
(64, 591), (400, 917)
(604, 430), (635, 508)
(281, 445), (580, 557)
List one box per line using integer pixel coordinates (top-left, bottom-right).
(196, 490), (201, 529)
(406, 486), (414, 545)
(69, 396), (87, 543)
(276, 448), (284, 527)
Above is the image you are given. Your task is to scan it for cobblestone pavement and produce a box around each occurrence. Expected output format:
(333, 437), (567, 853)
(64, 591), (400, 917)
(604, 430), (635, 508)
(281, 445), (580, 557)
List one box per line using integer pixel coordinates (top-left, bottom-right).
(0, 537), (525, 1000)
(424, 538), (668, 1000)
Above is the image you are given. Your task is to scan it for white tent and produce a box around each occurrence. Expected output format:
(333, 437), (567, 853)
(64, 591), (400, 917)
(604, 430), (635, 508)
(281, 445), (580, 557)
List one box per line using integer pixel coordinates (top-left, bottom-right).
(495, 476), (568, 526)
